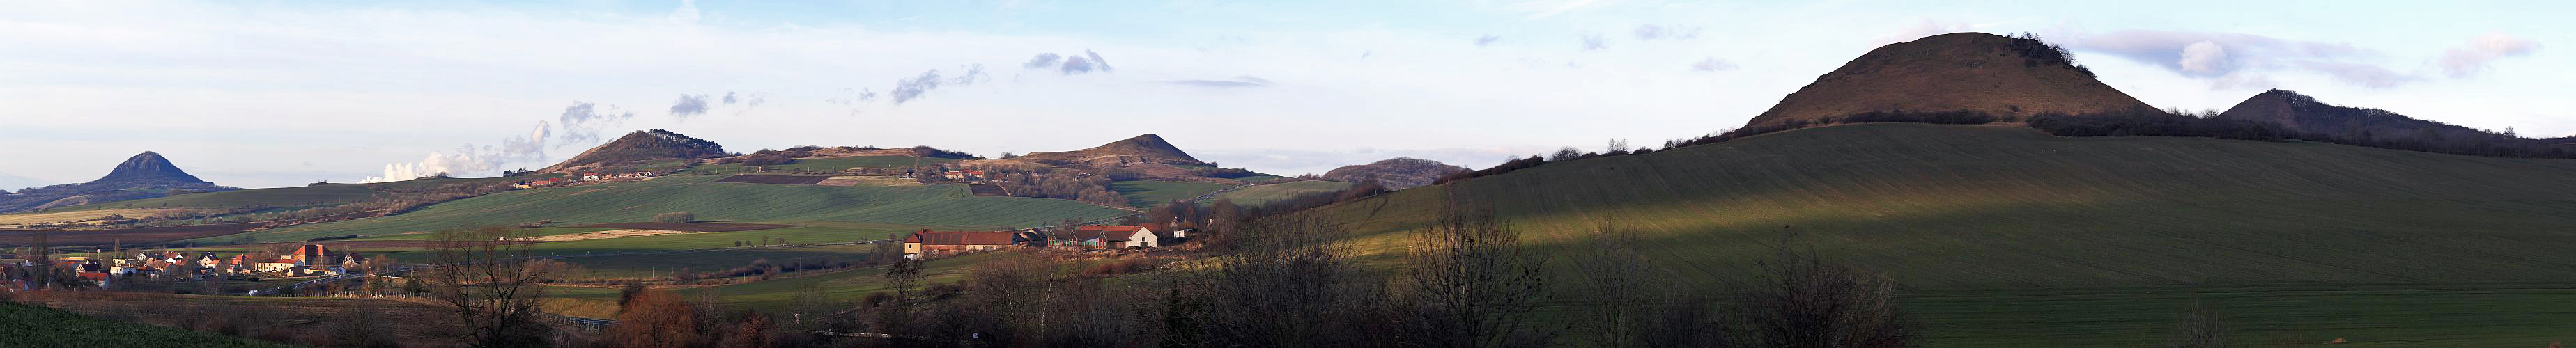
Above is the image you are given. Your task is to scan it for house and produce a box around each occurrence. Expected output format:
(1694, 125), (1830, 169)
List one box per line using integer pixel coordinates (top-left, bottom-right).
(1070, 226), (1165, 248)
(291, 244), (331, 263)
(582, 173), (603, 181)
(254, 259), (302, 273)
(902, 230), (1026, 258)
(942, 171), (966, 180)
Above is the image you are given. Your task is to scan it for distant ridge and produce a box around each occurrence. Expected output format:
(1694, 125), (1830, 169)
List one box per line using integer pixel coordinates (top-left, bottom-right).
(1324, 157), (1467, 189)
(1743, 32), (2155, 127)
(95, 151), (211, 184)
(0, 152), (238, 213)
(539, 129), (729, 174)
(2219, 89), (2493, 141)
(1012, 134), (1208, 166)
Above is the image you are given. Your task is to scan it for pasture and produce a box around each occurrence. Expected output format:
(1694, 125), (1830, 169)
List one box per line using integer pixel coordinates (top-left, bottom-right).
(713, 175), (830, 184)
(1110, 180), (1231, 208)
(1208, 180), (1352, 207)
(682, 155), (964, 175)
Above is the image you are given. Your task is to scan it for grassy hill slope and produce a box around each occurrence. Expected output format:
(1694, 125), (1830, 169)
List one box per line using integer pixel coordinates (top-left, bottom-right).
(1111, 180), (1231, 208)
(1295, 123), (2576, 345)
(198, 175), (1132, 242)
(1210, 180), (1352, 207)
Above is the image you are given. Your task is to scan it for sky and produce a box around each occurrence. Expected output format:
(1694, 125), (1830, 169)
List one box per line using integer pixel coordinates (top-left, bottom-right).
(2, 0), (2568, 189)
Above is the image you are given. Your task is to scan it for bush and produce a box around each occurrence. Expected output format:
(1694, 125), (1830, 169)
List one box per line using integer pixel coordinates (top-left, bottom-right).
(2027, 108), (2288, 141)
(654, 212), (695, 223)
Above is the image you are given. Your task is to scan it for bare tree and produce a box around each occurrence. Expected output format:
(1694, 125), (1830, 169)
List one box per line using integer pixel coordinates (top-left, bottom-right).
(2166, 304), (2227, 348)
(1398, 198), (1555, 347)
(426, 226), (558, 347)
(1549, 146), (1584, 161)
(1725, 239), (1915, 347)
(1171, 216), (1376, 347)
(606, 288), (702, 348)
(1577, 226), (1732, 347)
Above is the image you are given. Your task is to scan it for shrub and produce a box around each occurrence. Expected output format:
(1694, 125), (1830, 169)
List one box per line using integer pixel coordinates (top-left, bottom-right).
(654, 212), (695, 223)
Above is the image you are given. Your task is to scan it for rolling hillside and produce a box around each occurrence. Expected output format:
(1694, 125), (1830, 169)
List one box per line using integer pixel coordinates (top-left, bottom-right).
(197, 175), (1132, 242)
(1293, 123), (2576, 345)
(1209, 180), (1352, 207)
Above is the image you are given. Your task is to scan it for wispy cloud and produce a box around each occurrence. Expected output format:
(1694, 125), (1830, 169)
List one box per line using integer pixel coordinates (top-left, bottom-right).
(2440, 33), (2541, 77)
(2067, 29), (2418, 88)
(1024, 53), (1063, 69)
(668, 93), (711, 118)
(1690, 57), (1737, 72)
(554, 101), (635, 146)
(1633, 24), (1699, 40)
(1165, 76), (1271, 88)
(888, 65), (989, 105)
(1475, 35), (1501, 47)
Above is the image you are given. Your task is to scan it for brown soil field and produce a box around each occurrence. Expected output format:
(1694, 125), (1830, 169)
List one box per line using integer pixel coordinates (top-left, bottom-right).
(969, 183), (1007, 196)
(524, 229), (698, 242)
(713, 174), (830, 184)
(0, 222), (265, 247)
(566, 222), (796, 232)
(19, 291), (463, 346)
(242, 239), (545, 248)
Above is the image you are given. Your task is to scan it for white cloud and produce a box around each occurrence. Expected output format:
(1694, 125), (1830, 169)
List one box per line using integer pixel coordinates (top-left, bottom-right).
(2069, 30), (2422, 89)
(668, 0), (702, 25)
(2440, 33), (2540, 77)
(2177, 40), (2228, 75)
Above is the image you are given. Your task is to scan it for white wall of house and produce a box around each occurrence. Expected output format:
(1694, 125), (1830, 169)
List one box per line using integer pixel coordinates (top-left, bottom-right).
(1128, 228), (1158, 248)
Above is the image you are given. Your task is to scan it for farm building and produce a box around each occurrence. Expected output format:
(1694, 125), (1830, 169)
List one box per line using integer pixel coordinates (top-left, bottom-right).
(1056, 226), (1172, 248)
(903, 230), (1029, 258)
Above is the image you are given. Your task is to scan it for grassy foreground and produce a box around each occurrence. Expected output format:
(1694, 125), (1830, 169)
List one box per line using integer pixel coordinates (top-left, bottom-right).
(1296, 123), (2576, 346)
(0, 303), (284, 347)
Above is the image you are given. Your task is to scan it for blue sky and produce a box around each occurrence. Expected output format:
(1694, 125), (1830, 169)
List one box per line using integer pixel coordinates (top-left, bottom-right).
(2, 0), (2566, 189)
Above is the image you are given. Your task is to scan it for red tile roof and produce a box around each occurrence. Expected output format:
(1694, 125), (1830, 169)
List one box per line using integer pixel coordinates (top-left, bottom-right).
(909, 231), (1018, 246)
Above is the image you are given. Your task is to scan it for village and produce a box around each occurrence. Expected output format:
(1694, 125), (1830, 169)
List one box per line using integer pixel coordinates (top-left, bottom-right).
(900, 224), (1187, 258)
(2, 244), (384, 292)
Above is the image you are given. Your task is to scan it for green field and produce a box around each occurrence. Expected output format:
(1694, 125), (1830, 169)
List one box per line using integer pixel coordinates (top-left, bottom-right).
(680, 155), (964, 175)
(1293, 123), (2576, 346)
(194, 175), (1130, 243)
(1111, 180), (1232, 208)
(1208, 180), (1352, 207)
(0, 303), (284, 347)
(543, 252), (1003, 317)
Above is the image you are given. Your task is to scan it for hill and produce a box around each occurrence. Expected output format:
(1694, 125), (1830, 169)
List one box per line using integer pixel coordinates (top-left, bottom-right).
(1322, 157), (1466, 189)
(537, 129), (729, 174)
(2219, 89), (2511, 141)
(0, 152), (240, 213)
(1010, 134), (1206, 166)
(1292, 123), (2576, 345)
(1741, 32), (2154, 127)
